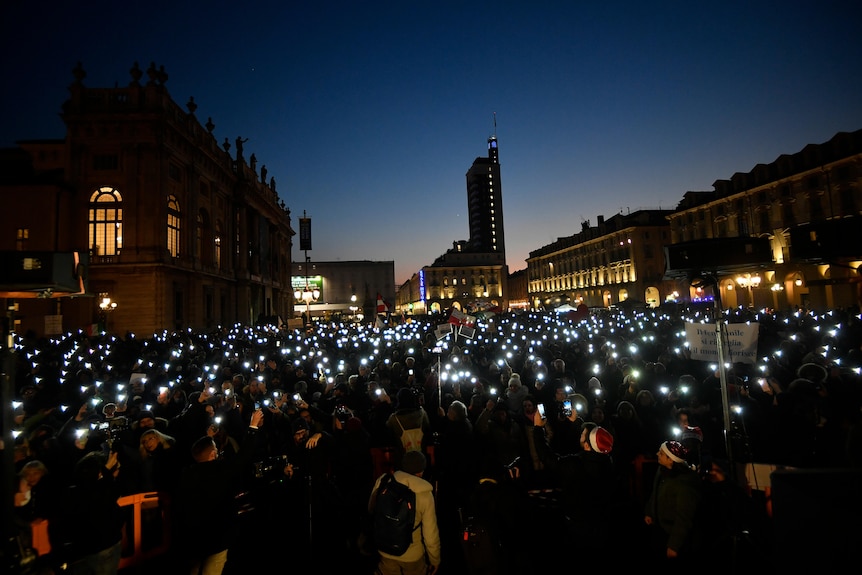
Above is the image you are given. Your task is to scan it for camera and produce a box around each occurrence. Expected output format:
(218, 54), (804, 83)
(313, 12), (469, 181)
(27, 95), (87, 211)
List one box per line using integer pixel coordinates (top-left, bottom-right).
(253, 454), (289, 480)
(335, 404), (351, 423)
(90, 416), (129, 447)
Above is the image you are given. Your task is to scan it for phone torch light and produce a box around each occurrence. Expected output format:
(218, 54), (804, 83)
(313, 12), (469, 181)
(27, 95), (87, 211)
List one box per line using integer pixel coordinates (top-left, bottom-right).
(12, 401), (22, 410)
(659, 385), (669, 395)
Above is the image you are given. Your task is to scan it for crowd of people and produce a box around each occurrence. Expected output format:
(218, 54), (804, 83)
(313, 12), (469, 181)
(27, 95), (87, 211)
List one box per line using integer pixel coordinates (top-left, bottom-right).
(5, 303), (862, 573)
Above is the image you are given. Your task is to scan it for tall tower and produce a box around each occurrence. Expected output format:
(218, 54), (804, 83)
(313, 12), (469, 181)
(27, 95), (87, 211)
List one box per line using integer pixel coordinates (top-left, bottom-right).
(465, 135), (505, 258)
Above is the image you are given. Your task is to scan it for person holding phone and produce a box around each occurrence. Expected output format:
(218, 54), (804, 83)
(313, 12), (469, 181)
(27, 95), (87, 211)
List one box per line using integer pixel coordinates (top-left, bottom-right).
(530, 411), (622, 563)
(173, 407), (266, 575)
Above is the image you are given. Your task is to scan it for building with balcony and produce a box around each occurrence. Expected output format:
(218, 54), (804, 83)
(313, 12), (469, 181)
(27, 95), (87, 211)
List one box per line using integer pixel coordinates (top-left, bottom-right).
(664, 129), (862, 312)
(0, 62), (294, 337)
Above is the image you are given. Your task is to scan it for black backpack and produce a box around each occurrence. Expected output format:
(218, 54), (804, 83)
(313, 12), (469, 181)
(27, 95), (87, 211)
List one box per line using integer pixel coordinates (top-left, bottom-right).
(372, 473), (418, 556)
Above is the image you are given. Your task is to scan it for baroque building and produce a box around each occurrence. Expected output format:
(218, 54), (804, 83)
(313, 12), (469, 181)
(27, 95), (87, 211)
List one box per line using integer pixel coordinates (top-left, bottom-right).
(0, 62), (294, 337)
(527, 210), (674, 310)
(664, 129), (862, 312)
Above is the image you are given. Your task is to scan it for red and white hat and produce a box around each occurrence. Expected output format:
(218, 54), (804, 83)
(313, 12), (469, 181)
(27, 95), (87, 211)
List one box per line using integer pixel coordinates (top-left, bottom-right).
(588, 426), (614, 454)
(660, 440), (688, 464)
(661, 441), (688, 463)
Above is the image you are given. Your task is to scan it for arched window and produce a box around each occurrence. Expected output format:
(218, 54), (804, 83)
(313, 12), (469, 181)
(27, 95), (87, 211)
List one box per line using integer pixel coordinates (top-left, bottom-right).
(89, 187), (123, 257)
(167, 195), (181, 258)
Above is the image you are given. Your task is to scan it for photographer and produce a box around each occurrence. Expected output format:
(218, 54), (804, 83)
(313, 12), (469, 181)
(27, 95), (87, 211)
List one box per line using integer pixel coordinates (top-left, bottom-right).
(48, 450), (124, 575)
(277, 416), (351, 569)
(172, 407), (265, 575)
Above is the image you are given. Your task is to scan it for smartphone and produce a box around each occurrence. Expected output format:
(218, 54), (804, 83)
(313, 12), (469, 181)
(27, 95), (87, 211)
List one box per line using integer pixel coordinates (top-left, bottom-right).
(254, 401), (261, 410)
(563, 400), (573, 417)
(537, 403), (546, 419)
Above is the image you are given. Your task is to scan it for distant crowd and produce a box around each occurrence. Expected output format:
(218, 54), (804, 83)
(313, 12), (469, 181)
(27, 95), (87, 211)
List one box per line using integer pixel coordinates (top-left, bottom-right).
(6, 304), (862, 572)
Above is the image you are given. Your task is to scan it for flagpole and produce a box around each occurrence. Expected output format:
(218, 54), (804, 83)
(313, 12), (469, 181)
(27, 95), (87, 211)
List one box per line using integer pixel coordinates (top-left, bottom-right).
(437, 353), (442, 410)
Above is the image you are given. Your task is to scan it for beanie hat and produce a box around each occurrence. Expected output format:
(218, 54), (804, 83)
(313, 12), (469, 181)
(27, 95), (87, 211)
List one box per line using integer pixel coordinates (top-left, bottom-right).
(346, 416), (363, 432)
(588, 377), (602, 390)
(401, 450), (427, 475)
(396, 388), (417, 409)
(588, 426), (614, 454)
(680, 425), (704, 443)
(137, 410), (155, 422)
(291, 417), (310, 434)
(797, 362), (827, 386)
(660, 440), (688, 464)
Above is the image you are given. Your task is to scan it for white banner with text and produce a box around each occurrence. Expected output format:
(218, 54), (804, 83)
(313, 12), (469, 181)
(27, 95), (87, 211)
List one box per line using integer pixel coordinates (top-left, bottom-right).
(685, 322), (759, 364)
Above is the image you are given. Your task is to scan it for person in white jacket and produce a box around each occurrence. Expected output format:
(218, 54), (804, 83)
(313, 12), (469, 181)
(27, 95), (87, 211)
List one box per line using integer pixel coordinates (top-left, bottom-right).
(368, 450), (441, 575)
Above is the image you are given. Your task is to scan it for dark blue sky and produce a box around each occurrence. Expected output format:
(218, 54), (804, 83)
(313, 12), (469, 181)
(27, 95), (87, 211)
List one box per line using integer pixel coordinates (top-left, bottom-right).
(2, 1), (861, 284)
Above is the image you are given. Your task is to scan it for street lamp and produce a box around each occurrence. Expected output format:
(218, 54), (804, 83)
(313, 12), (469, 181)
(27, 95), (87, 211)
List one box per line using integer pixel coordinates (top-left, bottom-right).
(98, 293), (118, 332)
(735, 273), (761, 308)
(294, 283), (320, 330)
(349, 293), (358, 321)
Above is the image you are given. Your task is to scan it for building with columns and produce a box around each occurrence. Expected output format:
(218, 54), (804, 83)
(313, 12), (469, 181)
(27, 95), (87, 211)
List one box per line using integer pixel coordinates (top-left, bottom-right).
(0, 62), (294, 337)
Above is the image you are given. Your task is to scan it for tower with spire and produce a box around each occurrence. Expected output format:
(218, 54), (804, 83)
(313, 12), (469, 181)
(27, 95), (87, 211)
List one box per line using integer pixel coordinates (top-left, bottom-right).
(465, 132), (505, 259)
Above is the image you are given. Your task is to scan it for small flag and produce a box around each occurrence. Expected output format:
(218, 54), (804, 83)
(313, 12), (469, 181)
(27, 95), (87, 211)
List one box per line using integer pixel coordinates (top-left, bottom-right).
(376, 293), (391, 314)
(448, 308), (467, 326)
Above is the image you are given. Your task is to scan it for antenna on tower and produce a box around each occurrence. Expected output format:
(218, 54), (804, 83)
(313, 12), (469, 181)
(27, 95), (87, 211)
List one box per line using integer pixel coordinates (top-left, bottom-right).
(493, 111), (497, 138)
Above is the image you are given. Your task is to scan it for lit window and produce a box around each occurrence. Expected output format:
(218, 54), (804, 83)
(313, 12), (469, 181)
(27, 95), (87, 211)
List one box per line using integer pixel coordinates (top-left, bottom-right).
(167, 195), (181, 257)
(89, 187), (123, 256)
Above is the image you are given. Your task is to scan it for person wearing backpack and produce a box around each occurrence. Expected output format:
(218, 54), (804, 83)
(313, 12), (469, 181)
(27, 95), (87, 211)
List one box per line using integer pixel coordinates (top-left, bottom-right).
(385, 388), (432, 466)
(368, 450), (441, 575)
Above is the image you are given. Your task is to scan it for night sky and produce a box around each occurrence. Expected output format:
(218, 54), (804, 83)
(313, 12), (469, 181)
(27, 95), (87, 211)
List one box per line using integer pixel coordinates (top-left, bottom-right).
(2, 1), (861, 284)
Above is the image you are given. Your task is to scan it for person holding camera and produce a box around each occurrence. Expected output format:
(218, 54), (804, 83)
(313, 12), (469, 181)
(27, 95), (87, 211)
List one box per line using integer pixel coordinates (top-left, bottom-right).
(277, 415), (353, 570)
(172, 407), (265, 575)
(48, 450), (124, 575)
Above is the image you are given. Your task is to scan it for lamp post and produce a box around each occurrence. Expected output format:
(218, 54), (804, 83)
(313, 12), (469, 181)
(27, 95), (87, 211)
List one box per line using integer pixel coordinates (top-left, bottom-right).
(349, 293), (358, 321)
(294, 280), (319, 331)
(294, 210), (318, 332)
(98, 293), (118, 333)
(735, 273), (761, 308)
